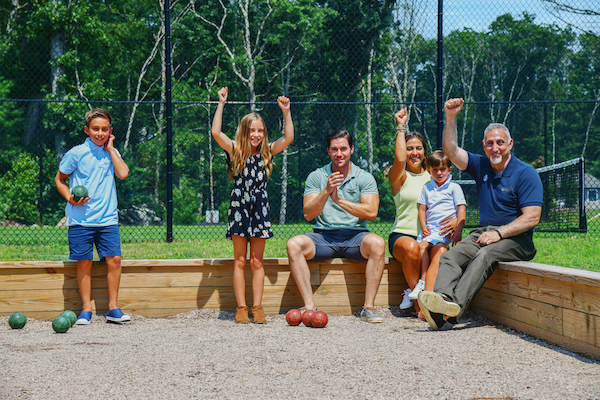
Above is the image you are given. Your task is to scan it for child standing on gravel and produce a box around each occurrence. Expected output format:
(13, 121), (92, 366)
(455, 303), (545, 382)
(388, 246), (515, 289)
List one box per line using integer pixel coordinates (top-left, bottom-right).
(211, 87), (294, 324)
(55, 108), (131, 325)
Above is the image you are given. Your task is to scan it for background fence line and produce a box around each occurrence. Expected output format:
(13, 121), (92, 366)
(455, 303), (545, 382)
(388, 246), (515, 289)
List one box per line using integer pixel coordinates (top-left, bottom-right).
(0, 0), (598, 243)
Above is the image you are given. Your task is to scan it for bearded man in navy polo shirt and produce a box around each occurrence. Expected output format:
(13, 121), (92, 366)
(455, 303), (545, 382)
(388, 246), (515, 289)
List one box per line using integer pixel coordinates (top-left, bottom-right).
(418, 98), (543, 330)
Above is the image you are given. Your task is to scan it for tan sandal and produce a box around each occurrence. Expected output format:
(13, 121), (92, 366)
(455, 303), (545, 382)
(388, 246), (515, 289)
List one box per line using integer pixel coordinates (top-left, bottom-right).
(235, 306), (250, 323)
(251, 305), (267, 324)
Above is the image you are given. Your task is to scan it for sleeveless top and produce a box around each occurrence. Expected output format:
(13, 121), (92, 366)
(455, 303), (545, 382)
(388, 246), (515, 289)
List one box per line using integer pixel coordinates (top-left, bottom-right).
(391, 170), (431, 237)
(225, 152), (273, 239)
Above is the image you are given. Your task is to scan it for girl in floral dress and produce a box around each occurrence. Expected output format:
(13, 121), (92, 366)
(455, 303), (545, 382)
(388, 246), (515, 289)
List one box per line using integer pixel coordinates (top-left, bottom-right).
(211, 87), (294, 324)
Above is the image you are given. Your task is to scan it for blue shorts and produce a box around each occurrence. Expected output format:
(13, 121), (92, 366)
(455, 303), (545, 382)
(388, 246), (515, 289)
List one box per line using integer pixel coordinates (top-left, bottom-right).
(68, 225), (122, 261)
(305, 229), (370, 262)
(388, 231), (417, 255)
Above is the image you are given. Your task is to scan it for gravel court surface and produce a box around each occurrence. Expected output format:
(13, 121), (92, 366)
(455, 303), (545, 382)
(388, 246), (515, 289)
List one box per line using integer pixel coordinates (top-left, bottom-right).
(1, 307), (599, 399)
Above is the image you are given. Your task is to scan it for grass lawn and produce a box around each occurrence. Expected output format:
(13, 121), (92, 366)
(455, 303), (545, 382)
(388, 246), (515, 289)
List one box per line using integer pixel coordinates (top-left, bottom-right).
(1, 224), (598, 273)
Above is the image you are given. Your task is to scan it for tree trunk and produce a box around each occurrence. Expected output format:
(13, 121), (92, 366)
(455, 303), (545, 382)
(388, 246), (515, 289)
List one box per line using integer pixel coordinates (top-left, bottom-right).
(198, 150), (205, 221)
(552, 104), (557, 165)
(581, 89), (600, 158)
(50, 13), (66, 154)
(362, 46), (374, 173)
(208, 97), (215, 212)
(278, 44), (295, 224)
(279, 147), (288, 225)
(153, 2), (167, 204)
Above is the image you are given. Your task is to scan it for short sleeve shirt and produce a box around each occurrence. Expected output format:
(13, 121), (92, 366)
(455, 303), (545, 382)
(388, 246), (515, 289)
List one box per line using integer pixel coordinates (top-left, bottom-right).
(464, 152), (543, 234)
(304, 162), (379, 230)
(418, 176), (466, 227)
(59, 138), (121, 226)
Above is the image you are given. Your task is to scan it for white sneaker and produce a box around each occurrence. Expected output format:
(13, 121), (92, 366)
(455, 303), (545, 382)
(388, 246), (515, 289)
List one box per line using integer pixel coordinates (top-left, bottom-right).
(399, 288), (413, 309)
(408, 279), (425, 300)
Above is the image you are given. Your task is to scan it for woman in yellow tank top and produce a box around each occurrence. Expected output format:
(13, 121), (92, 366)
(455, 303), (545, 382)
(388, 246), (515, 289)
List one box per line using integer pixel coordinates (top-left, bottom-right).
(387, 108), (456, 318)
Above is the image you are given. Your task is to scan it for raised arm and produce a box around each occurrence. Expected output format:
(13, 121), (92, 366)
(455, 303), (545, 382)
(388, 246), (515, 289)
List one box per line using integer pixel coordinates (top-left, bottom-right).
(211, 87), (234, 154)
(387, 108), (408, 194)
(270, 96), (294, 155)
(442, 98), (469, 171)
(105, 135), (129, 180)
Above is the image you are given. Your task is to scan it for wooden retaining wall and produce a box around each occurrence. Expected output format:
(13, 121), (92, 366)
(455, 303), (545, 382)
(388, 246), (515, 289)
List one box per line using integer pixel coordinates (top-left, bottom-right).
(1, 258), (599, 358)
(0, 258), (406, 320)
(471, 261), (600, 359)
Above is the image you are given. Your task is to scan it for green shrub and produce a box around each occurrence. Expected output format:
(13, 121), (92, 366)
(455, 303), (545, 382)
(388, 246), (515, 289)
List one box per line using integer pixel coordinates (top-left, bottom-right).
(0, 153), (40, 225)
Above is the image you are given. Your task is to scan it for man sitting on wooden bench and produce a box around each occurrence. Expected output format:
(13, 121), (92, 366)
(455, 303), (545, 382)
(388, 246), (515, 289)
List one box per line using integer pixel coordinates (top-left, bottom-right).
(417, 98), (543, 330)
(286, 129), (387, 323)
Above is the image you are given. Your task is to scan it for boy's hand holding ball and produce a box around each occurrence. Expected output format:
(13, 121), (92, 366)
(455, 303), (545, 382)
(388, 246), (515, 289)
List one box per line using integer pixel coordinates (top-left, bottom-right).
(71, 185), (89, 205)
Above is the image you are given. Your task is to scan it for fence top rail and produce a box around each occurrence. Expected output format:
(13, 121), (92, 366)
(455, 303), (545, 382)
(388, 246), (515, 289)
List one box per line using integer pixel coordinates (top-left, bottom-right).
(535, 158), (582, 173)
(2, 99), (600, 106)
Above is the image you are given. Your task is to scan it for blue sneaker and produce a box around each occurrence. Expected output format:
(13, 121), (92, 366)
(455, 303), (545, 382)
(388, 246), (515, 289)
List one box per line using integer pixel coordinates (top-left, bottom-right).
(75, 311), (92, 325)
(106, 308), (131, 323)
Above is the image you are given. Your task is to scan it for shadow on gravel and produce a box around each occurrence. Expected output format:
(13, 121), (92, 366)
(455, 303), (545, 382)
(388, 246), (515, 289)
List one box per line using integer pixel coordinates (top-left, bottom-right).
(390, 305), (418, 318)
(450, 311), (600, 364)
(406, 311), (495, 332)
(217, 310), (235, 321)
(492, 323), (600, 364)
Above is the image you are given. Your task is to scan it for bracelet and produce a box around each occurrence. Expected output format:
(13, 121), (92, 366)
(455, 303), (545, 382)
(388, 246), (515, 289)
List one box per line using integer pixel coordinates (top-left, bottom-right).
(397, 125), (405, 133)
(495, 229), (503, 239)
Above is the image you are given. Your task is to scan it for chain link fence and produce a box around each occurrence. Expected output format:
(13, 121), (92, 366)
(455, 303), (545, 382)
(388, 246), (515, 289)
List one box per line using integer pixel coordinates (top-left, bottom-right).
(1, 0), (598, 245)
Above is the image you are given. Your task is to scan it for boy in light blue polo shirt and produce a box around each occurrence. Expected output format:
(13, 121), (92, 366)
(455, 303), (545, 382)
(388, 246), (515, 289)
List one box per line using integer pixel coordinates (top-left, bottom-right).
(55, 108), (131, 325)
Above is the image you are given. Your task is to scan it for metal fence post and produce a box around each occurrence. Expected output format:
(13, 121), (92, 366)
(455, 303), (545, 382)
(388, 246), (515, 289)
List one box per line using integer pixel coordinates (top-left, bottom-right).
(580, 157), (587, 232)
(436, 0), (444, 150)
(37, 100), (44, 226)
(165, 0), (173, 243)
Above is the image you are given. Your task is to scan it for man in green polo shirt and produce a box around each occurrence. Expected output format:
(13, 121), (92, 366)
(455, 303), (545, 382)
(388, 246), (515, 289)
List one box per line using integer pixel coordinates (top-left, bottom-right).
(287, 129), (387, 323)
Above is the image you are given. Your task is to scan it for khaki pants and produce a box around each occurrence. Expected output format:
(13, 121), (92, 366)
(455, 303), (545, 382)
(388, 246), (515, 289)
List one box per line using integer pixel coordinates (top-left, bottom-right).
(434, 226), (536, 320)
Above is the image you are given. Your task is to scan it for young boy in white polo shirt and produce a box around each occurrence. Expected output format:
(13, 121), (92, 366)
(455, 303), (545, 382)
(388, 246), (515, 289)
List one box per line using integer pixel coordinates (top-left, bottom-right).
(55, 108), (131, 325)
(409, 150), (466, 303)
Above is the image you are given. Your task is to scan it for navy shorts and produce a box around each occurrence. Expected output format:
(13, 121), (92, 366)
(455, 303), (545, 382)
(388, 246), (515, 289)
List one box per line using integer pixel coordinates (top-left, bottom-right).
(68, 225), (122, 261)
(388, 231), (417, 255)
(304, 229), (370, 262)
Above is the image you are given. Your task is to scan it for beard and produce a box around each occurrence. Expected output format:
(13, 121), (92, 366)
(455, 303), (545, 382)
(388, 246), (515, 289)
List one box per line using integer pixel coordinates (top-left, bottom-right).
(490, 154), (503, 165)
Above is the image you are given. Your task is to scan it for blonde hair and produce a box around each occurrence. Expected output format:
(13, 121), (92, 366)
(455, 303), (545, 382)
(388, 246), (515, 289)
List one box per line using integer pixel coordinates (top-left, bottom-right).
(228, 113), (273, 181)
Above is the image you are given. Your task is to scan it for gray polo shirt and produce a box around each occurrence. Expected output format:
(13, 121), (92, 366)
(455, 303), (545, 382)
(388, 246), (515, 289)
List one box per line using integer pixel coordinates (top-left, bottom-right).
(304, 162), (379, 230)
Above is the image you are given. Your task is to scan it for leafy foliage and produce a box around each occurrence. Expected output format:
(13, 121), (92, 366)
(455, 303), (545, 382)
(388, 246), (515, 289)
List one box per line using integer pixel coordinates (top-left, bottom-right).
(0, 153), (40, 224)
(0, 0), (598, 237)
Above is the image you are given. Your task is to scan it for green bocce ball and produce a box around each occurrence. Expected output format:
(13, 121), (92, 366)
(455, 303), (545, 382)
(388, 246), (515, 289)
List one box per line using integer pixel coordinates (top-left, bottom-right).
(71, 185), (88, 202)
(52, 315), (70, 333)
(8, 312), (27, 329)
(61, 310), (77, 327)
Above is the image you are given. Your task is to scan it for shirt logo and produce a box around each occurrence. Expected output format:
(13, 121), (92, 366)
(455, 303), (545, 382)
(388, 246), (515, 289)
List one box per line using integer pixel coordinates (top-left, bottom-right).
(483, 174), (488, 182)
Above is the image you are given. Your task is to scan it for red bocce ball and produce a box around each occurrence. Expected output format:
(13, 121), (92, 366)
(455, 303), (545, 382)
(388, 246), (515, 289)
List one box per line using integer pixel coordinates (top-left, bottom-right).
(302, 310), (316, 327)
(311, 311), (328, 328)
(286, 309), (302, 326)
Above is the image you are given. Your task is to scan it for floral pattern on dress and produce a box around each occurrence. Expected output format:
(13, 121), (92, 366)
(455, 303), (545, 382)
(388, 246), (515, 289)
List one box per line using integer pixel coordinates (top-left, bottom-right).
(225, 152), (273, 240)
